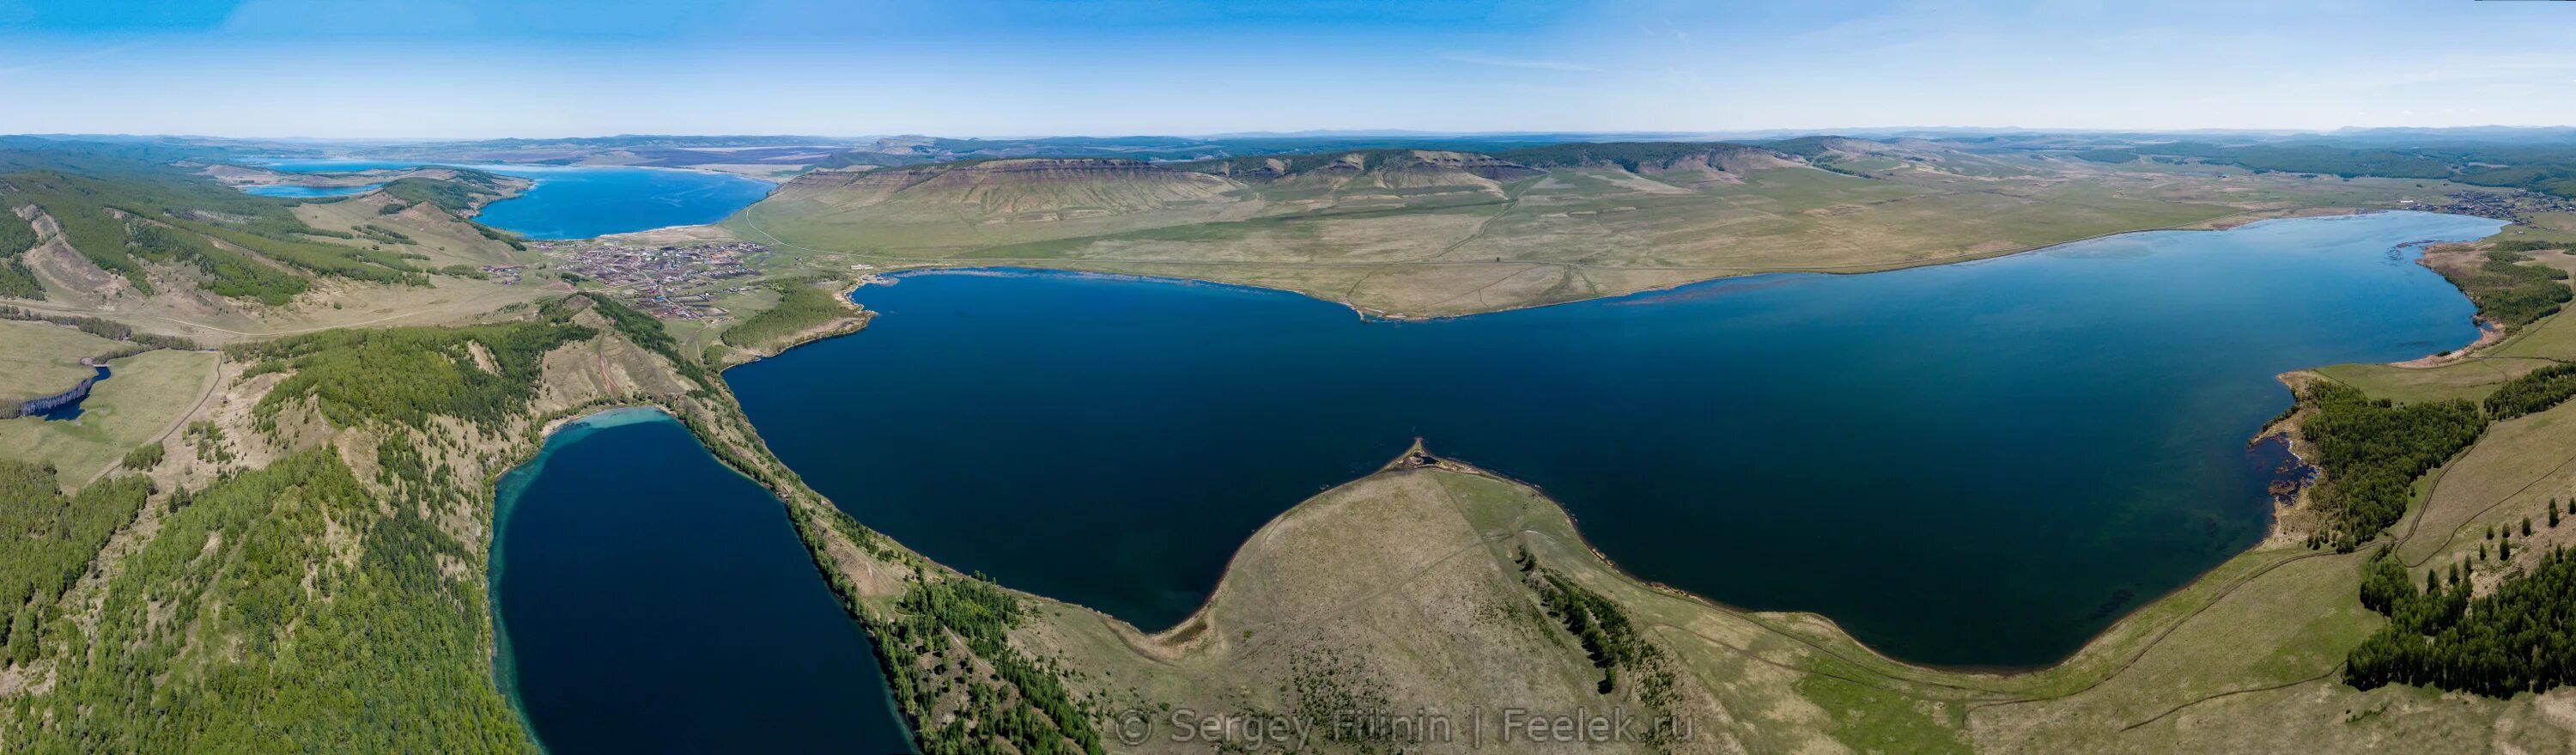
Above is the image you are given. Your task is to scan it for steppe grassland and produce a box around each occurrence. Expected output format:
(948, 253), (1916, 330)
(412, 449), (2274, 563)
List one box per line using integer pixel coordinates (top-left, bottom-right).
(291, 193), (532, 269)
(739, 155), (2488, 317)
(0, 348), (216, 488)
(0, 319), (122, 399)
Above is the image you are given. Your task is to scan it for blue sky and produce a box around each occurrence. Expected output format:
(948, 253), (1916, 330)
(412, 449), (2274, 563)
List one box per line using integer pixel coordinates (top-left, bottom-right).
(3, 0), (2573, 138)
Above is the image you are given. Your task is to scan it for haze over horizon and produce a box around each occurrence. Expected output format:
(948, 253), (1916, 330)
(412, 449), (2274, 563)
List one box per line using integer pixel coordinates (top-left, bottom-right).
(4, 0), (2574, 139)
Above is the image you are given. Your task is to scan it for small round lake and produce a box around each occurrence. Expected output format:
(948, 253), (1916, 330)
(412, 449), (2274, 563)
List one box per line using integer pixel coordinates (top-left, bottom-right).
(252, 160), (774, 240)
(727, 210), (2502, 668)
(491, 408), (910, 754)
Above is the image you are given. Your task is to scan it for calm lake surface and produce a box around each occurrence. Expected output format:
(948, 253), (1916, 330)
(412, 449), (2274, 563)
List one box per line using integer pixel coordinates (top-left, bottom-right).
(491, 408), (910, 753)
(30, 365), (106, 421)
(238, 184), (380, 198)
(254, 160), (773, 239)
(729, 211), (2502, 668)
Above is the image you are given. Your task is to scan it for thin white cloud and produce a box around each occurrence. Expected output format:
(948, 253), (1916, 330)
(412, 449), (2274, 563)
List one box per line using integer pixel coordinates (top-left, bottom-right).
(1441, 53), (1598, 72)
(0, 43), (137, 78)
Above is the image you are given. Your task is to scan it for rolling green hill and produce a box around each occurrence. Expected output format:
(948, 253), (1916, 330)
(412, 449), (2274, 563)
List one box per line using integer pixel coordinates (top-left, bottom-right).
(0, 144), (537, 326)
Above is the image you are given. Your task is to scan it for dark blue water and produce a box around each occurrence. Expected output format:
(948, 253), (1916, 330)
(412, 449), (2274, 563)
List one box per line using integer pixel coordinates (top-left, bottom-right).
(727, 211), (2503, 668)
(31, 366), (107, 421)
(251, 160), (774, 240)
(492, 408), (911, 754)
(239, 184), (381, 198)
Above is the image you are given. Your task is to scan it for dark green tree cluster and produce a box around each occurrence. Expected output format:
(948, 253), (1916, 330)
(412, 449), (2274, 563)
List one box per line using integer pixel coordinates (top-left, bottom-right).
(2487, 362), (2576, 421)
(355, 223), (414, 246)
(1517, 549), (1673, 701)
(127, 222), (311, 305)
(378, 175), (501, 214)
(0, 461), (150, 667)
(876, 571), (1103, 755)
(0, 210), (42, 299)
(119, 441), (163, 471)
(2434, 249), (2574, 328)
(0, 304), (198, 350)
(2348, 545), (2576, 697)
(719, 277), (853, 350)
(4, 448), (533, 752)
(2491, 240), (2572, 253)
(2299, 382), (2488, 551)
(234, 319), (594, 429)
(2091, 142), (2576, 197)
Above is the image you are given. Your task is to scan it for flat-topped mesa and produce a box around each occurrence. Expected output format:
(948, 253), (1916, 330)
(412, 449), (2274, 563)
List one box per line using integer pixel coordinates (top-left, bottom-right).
(1492, 141), (1809, 186)
(1179, 148), (1543, 184)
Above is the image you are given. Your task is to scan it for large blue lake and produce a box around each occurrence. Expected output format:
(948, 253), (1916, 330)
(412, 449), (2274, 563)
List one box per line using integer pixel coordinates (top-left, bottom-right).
(255, 160), (773, 239)
(728, 211), (2502, 668)
(491, 409), (910, 754)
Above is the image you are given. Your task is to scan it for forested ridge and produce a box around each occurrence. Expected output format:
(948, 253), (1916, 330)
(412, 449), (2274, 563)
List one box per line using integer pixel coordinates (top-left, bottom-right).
(2076, 142), (2576, 197)
(0, 293), (701, 752)
(874, 572), (1102, 755)
(234, 320), (594, 429)
(3, 449), (532, 753)
(0, 143), (505, 306)
(0, 462), (149, 668)
(2433, 248), (2574, 329)
(0, 211), (41, 299)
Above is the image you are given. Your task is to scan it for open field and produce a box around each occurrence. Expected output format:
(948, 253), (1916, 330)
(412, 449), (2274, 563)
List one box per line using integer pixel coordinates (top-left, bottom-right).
(0, 348), (216, 487)
(3, 274), (556, 344)
(0, 319), (122, 401)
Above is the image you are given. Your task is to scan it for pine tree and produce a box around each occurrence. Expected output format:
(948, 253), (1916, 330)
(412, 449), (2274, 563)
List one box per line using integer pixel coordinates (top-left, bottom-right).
(2501, 538), (2515, 561)
(2524, 517), (2535, 536)
(2552, 506), (2561, 528)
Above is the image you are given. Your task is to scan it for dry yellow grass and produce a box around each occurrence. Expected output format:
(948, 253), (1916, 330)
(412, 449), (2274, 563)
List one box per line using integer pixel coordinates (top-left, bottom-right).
(738, 152), (2460, 317)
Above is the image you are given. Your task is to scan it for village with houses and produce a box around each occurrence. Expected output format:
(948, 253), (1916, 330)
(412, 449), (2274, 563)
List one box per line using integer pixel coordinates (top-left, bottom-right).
(527, 239), (776, 320)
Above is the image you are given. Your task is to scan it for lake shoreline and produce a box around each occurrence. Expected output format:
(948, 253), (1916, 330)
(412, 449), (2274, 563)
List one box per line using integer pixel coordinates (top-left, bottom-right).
(711, 210), (2500, 687)
(749, 205), (2392, 323)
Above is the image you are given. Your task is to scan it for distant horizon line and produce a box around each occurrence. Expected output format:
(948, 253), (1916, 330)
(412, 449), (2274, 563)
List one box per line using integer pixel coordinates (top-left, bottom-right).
(10, 124), (2576, 144)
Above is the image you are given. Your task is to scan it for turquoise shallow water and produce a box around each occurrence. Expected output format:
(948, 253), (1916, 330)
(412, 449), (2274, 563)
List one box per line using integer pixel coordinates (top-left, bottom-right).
(726, 210), (2503, 668)
(491, 409), (911, 754)
(252, 160), (772, 239)
(238, 184), (380, 198)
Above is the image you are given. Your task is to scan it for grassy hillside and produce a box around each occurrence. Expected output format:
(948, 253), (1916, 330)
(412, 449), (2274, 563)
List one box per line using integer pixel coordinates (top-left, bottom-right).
(732, 140), (2454, 317)
(716, 277), (866, 358)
